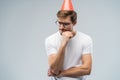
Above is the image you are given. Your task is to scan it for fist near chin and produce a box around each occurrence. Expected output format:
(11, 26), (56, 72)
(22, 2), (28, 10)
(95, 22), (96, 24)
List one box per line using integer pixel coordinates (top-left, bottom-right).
(62, 31), (74, 39)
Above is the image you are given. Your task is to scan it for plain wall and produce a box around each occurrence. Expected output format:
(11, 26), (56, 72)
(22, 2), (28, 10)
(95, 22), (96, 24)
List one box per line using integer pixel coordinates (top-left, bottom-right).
(0, 0), (120, 80)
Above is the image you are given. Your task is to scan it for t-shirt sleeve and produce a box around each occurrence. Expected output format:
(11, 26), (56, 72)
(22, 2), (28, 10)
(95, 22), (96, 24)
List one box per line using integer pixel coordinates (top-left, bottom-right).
(45, 38), (57, 56)
(82, 36), (93, 54)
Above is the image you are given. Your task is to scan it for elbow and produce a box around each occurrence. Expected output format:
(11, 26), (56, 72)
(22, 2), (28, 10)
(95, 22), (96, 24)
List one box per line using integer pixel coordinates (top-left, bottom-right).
(49, 65), (60, 75)
(49, 65), (56, 73)
(83, 64), (92, 75)
(86, 67), (92, 75)
(87, 70), (91, 75)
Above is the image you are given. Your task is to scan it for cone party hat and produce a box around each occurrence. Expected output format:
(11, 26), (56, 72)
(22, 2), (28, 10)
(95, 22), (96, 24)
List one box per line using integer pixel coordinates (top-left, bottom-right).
(61, 0), (74, 11)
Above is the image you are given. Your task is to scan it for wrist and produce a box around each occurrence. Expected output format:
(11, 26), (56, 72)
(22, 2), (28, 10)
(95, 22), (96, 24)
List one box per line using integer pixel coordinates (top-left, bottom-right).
(57, 72), (64, 78)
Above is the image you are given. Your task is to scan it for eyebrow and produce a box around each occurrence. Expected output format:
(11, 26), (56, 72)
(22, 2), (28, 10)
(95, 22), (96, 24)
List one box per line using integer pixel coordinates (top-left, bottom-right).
(58, 21), (71, 24)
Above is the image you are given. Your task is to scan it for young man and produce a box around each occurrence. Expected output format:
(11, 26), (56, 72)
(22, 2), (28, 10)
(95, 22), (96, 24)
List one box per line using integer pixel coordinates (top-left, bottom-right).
(45, 0), (93, 80)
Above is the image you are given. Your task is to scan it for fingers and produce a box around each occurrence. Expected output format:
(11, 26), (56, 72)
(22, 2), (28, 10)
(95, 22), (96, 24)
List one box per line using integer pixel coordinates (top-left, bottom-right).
(48, 69), (52, 76)
(62, 31), (75, 39)
(47, 69), (56, 76)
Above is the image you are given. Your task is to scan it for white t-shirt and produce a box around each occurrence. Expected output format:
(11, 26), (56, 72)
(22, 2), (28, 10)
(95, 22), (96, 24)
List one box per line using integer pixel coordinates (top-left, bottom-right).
(45, 31), (93, 80)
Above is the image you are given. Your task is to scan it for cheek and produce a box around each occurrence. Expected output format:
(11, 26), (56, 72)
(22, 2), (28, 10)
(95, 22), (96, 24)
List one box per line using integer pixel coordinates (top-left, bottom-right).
(67, 26), (73, 30)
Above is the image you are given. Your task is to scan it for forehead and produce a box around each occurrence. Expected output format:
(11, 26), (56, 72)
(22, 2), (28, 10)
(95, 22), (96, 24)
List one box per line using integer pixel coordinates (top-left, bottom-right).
(58, 16), (71, 22)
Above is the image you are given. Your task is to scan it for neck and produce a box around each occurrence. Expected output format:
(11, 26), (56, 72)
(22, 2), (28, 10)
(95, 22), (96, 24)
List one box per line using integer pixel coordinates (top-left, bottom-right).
(72, 30), (76, 37)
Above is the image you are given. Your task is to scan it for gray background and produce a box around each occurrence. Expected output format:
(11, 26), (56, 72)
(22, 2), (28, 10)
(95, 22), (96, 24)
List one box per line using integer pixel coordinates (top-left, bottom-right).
(0, 0), (120, 80)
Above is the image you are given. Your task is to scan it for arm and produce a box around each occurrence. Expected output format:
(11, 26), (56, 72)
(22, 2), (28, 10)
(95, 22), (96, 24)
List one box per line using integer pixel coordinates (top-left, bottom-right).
(48, 31), (74, 75)
(48, 40), (67, 75)
(58, 54), (92, 78)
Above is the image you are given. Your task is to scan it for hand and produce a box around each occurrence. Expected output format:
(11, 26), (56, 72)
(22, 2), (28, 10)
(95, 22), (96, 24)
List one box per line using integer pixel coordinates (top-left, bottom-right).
(62, 31), (73, 39)
(62, 31), (73, 41)
(48, 69), (56, 76)
(60, 31), (76, 48)
(62, 31), (76, 42)
(48, 69), (61, 76)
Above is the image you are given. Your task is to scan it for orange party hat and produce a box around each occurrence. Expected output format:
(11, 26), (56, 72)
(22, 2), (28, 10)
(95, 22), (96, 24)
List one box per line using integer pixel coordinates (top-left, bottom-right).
(61, 0), (74, 11)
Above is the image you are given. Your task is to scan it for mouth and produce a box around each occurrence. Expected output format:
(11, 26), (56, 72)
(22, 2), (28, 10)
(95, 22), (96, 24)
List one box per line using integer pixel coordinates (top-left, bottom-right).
(59, 30), (66, 33)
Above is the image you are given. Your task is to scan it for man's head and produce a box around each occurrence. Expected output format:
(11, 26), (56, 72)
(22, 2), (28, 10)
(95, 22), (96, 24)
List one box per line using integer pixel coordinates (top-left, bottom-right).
(56, 10), (77, 34)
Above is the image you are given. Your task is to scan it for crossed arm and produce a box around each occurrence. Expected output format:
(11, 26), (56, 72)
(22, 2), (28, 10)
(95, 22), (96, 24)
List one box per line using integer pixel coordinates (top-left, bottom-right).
(48, 53), (92, 78)
(58, 54), (92, 77)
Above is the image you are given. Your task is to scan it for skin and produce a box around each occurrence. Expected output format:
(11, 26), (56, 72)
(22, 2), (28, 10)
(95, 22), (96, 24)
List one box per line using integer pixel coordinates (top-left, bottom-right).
(47, 16), (92, 78)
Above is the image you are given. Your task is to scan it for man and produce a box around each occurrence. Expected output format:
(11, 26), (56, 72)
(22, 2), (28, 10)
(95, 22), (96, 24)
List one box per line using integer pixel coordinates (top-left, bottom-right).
(45, 0), (93, 80)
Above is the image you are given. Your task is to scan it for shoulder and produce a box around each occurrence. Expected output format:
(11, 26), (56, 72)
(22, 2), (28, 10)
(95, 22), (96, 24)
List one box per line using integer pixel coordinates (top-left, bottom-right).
(45, 32), (60, 43)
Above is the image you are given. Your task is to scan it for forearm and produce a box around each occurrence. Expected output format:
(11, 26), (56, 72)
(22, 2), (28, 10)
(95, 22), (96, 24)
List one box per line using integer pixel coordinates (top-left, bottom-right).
(49, 31), (73, 75)
(59, 65), (91, 78)
(50, 41), (67, 74)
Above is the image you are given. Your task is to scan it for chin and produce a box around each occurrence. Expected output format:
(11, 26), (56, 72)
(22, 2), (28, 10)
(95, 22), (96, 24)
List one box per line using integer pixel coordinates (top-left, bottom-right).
(59, 30), (62, 35)
(59, 30), (66, 35)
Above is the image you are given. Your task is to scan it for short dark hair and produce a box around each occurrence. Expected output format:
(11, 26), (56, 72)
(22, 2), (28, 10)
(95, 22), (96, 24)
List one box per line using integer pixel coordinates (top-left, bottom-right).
(57, 10), (77, 23)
